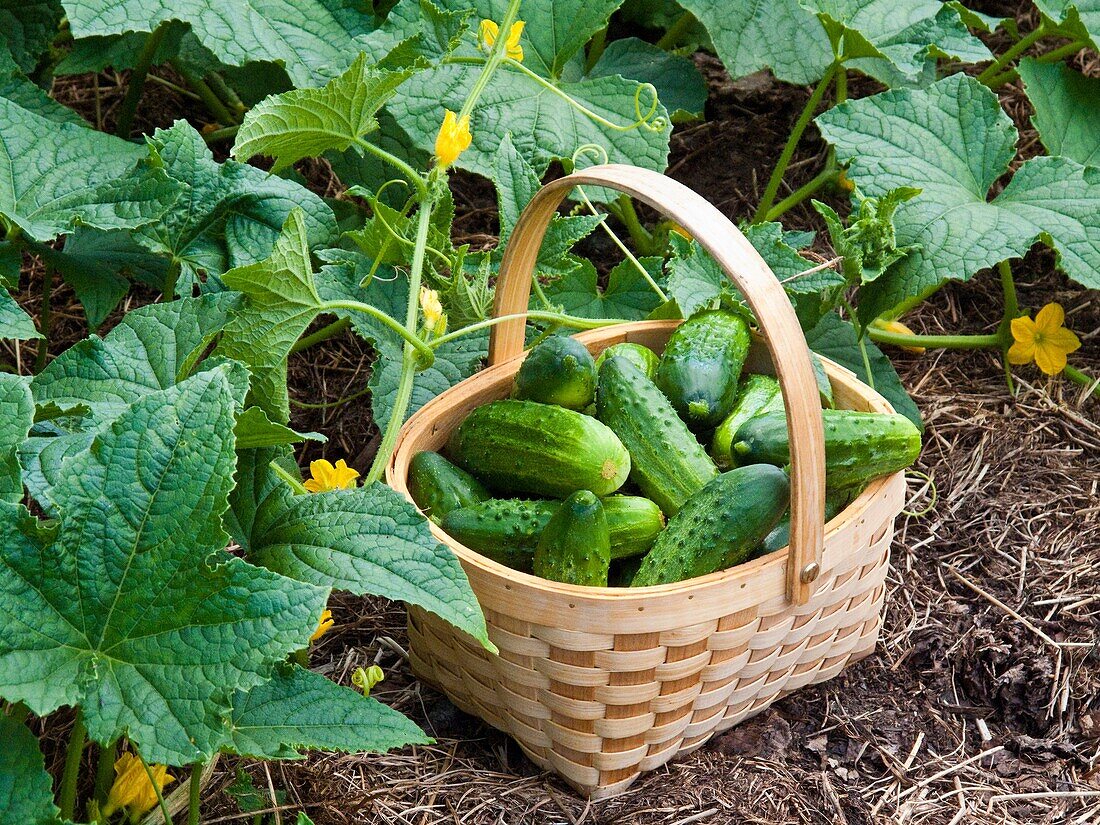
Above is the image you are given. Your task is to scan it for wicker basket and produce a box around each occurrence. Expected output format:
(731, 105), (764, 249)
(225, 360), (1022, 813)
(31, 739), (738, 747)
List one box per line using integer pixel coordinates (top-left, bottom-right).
(387, 165), (905, 799)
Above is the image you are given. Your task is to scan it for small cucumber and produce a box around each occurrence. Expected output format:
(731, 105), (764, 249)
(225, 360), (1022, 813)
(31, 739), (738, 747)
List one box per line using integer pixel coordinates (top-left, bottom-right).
(759, 488), (854, 555)
(655, 310), (751, 429)
(533, 491), (611, 586)
(595, 343), (659, 379)
(408, 451), (490, 523)
(711, 374), (784, 469)
(596, 355), (717, 516)
(513, 335), (597, 410)
(440, 495), (664, 560)
(733, 409), (921, 490)
(632, 465), (790, 586)
(447, 399), (630, 498)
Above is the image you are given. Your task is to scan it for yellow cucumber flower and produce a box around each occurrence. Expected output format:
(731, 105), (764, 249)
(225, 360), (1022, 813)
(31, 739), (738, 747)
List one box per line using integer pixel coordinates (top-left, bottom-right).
(479, 19), (524, 61)
(102, 753), (175, 821)
(352, 664), (385, 696)
(419, 287), (447, 336)
(311, 608), (334, 642)
(303, 459), (359, 492)
(871, 318), (925, 354)
(435, 110), (471, 168)
(1007, 302), (1081, 376)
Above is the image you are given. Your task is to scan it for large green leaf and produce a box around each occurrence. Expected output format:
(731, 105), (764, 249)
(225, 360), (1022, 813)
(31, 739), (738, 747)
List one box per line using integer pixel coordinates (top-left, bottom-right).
(1033, 0), (1100, 48)
(1018, 57), (1100, 167)
(543, 257), (664, 319)
(0, 366), (329, 764)
(216, 210), (326, 423)
(386, 0), (671, 181)
(1, 288), (40, 340)
(233, 53), (419, 172)
(587, 36), (706, 120)
(0, 714), (64, 825)
(60, 0), (377, 86)
(0, 373), (32, 504)
(817, 73), (1100, 321)
(137, 121), (337, 293)
(0, 98), (178, 242)
(226, 664), (428, 759)
(0, 0), (63, 73)
(0, 69), (87, 126)
(246, 482), (492, 647)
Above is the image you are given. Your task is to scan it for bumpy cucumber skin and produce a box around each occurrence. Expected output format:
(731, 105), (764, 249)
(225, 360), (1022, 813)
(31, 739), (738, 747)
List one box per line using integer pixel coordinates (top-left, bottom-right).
(408, 451), (490, 523)
(441, 495), (663, 560)
(760, 488), (854, 555)
(710, 374), (783, 469)
(534, 491), (611, 586)
(733, 409), (921, 490)
(632, 465), (790, 586)
(655, 311), (751, 429)
(447, 399), (630, 498)
(596, 356), (717, 516)
(595, 343), (659, 380)
(513, 336), (597, 410)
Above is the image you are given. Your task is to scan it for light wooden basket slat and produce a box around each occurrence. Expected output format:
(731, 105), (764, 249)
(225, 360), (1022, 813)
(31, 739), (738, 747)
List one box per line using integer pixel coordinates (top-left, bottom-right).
(387, 165), (903, 799)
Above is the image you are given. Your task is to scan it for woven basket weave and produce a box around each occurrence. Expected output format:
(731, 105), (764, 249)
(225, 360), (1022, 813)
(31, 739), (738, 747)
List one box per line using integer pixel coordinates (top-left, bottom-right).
(387, 165), (904, 799)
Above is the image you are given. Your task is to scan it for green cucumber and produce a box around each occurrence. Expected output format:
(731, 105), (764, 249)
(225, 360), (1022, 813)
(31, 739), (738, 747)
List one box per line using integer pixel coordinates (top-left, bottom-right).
(759, 488), (854, 555)
(533, 491), (610, 586)
(513, 335), (596, 410)
(440, 495), (664, 560)
(655, 310), (751, 429)
(711, 374), (783, 469)
(632, 465), (790, 586)
(408, 451), (490, 523)
(596, 356), (717, 516)
(447, 399), (630, 498)
(595, 343), (659, 379)
(733, 409), (921, 490)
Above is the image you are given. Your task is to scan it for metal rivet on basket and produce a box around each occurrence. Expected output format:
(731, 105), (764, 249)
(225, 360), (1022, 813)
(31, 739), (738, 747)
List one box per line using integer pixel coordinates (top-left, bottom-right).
(801, 562), (820, 583)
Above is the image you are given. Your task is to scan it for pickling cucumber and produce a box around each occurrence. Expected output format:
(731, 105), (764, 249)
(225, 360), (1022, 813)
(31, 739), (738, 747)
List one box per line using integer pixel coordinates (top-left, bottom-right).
(710, 374), (783, 469)
(733, 409), (921, 490)
(596, 355), (717, 516)
(632, 465), (790, 586)
(513, 335), (597, 410)
(447, 399), (630, 498)
(408, 451), (490, 523)
(655, 310), (751, 429)
(594, 343), (659, 380)
(759, 488), (854, 555)
(533, 491), (611, 586)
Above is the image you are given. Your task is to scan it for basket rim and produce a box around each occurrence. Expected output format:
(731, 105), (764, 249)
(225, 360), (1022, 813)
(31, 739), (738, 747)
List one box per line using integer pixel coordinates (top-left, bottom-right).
(387, 319), (902, 605)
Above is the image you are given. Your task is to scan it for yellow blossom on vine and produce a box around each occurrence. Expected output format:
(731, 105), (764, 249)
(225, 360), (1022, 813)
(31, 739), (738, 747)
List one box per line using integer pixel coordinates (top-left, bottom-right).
(311, 608), (334, 642)
(303, 459), (359, 492)
(479, 19), (524, 61)
(1007, 303), (1081, 376)
(102, 753), (175, 821)
(419, 287), (447, 336)
(352, 664), (385, 696)
(837, 169), (855, 192)
(872, 318), (925, 354)
(435, 110), (471, 168)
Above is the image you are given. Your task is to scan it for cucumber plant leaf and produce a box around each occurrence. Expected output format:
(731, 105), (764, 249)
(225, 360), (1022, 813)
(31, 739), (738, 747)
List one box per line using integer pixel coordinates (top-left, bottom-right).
(0, 289), (41, 340)
(226, 664), (429, 759)
(0, 98), (178, 242)
(0, 65), (87, 126)
(1032, 0), (1100, 48)
(0, 366), (330, 765)
(817, 73), (1100, 323)
(0, 373), (33, 503)
(587, 37), (707, 121)
(1018, 58), (1100, 167)
(136, 122), (338, 295)
(542, 257), (664, 319)
(0, 714), (66, 825)
(0, 0), (63, 74)
(232, 53), (421, 173)
(234, 407), (325, 450)
(386, 0), (672, 183)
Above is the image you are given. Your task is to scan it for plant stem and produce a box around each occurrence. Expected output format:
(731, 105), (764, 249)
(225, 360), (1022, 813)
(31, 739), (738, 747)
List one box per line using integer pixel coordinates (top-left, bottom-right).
(835, 67), (847, 104)
(609, 195), (655, 254)
(753, 61), (838, 223)
(136, 749), (173, 825)
(1064, 365), (1100, 399)
(976, 23), (1049, 86)
(270, 461), (308, 495)
(656, 10), (697, 50)
(93, 740), (118, 809)
(162, 259), (181, 301)
(146, 73), (203, 102)
(321, 300), (434, 366)
(201, 125), (240, 144)
(998, 260), (1019, 393)
(457, 0), (523, 124)
(763, 165), (838, 223)
(428, 310), (623, 349)
(34, 264), (54, 372)
(290, 318), (351, 354)
(115, 22), (169, 137)
(171, 61), (236, 126)
(867, 328), (1002, 350)
(353, 138), (429, 198)
(58, 712), (87, 821)
(1037, 40), (1088, 62)
(205, 72), (247, 118)
(188, 762), (204, 825)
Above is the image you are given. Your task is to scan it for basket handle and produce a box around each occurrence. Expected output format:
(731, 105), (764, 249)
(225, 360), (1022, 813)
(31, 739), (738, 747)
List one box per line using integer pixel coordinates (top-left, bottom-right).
(489, 164), (826, 605)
